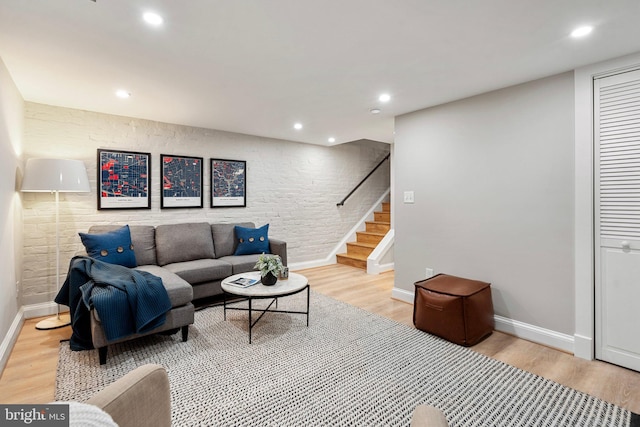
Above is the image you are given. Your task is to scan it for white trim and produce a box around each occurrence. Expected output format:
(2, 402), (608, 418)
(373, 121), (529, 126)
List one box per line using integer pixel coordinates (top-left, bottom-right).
(391, 286), (414, 304)
(574, 52), (640, 361)
(574, 334), (593, 359)
(367, 229), (394, 275)
(574, 66), (595, 360)
(392, 287), (574, 353)
(23, 301), (63, 319)
(372, 262), (394, 274)
(291, 189), (390, 272)
(0, 308), (25, 375)
(493, 315), (574, 354)
(289, 258), (336, 271)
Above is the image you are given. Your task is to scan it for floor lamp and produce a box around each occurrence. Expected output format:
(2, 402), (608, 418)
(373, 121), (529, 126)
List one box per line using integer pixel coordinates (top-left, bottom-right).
(21, 158), (90, 330)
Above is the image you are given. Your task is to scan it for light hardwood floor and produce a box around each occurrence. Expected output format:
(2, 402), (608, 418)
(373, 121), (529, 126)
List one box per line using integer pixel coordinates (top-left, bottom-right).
(1, 264), (639, 414)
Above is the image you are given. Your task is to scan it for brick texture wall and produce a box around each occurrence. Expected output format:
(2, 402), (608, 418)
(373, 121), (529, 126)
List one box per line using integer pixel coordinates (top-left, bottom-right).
(21, 102), (390, 304)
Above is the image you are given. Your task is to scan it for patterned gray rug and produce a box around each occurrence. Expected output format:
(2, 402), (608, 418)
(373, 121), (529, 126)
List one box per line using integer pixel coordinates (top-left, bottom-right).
(56, 291), (638, 426)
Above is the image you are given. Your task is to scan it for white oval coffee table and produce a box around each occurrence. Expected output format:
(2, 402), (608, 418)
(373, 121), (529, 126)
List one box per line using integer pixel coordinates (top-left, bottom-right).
(221, 271), (309, 343)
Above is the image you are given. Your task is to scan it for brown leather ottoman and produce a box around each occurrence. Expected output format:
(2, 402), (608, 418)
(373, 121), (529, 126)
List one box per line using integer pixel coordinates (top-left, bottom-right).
(413, 274), (494, 346)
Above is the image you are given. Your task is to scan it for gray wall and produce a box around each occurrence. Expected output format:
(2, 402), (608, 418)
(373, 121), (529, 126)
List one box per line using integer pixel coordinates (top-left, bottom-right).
(394, 72), (575, 335)
(0, 57), (23, 360)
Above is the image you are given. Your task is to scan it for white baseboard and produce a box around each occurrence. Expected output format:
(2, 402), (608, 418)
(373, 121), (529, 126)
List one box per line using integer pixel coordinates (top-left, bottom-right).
(391, 287), (414, 304)
(493, 315), (574, 354)
(292, 258), (394, 275)
(0, 308), (25, 376)
(23, 301), (63, 319)
(392, 286), (575, 354)
(289, 258), (336, 271)
(370, 262), (394, 274)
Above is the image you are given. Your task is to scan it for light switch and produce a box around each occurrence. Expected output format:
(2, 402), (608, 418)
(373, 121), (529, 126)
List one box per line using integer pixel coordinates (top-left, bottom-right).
(403, 191), (414, 204)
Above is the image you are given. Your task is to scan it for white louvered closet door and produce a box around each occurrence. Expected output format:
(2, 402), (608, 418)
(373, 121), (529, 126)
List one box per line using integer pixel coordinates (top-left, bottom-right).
(595, 69), (640, 372)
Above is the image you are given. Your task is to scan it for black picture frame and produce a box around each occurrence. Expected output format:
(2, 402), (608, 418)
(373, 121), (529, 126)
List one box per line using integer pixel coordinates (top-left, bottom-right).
(160, 154), (204, 208)
(97, 149), (151, 210)
(210, 158), (246, 208)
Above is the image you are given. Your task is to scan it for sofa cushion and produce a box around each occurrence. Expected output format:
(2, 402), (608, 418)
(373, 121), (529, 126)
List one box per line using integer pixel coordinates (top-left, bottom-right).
(211, 222), (254, 258)
(156, 223), (215, 266)
(79, 225), (137, 268)
(134, 265), (193, 307)
(234, 224), (269, 255)
(163, 259), (233, 285)
(217, 254), (263, 275)
(89, 225), (157, 266)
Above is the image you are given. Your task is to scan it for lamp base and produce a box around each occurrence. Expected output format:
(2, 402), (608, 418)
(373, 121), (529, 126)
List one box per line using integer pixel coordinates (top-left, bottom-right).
(35, 313), (71, 330)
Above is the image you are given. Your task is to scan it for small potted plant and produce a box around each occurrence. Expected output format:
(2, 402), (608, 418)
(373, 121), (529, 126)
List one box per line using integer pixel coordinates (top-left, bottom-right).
(254, 253), (284, 286)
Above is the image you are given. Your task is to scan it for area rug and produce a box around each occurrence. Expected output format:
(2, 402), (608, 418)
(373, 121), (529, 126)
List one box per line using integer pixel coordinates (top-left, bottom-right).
(56, 291), (640, 426)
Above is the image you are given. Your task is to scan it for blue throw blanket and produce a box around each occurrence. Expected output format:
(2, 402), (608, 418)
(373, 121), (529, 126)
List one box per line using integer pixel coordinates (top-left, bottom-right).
(55, 256), (172, 351)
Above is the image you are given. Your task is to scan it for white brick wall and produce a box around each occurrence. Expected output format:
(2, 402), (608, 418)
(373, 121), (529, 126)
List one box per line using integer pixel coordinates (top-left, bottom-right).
(22, 103), (390, 303)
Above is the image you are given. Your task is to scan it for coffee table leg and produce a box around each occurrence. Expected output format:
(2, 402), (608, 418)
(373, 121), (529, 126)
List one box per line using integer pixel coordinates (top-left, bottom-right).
(223, 293), (227, 320)
(306, 285), (310, 326)
(248, 297), (252, 344)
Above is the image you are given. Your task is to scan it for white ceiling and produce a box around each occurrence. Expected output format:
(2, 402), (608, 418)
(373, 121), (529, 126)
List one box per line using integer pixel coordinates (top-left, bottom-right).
(2, 1), (640, 146)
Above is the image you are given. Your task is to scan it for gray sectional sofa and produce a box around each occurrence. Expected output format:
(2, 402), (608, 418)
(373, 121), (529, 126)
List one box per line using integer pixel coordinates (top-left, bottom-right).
(83, 221), (287, 364)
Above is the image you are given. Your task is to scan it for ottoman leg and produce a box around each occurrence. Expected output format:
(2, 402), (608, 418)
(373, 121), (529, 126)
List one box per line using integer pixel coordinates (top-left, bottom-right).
(99, 347), (108, 365)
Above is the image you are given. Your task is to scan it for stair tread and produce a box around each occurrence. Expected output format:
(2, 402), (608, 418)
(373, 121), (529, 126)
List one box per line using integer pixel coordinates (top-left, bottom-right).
(358, 230), (386, 235)
(366, 220), (390, 225)
(337, 252), (369, 261)
(348, 241), (377, 248)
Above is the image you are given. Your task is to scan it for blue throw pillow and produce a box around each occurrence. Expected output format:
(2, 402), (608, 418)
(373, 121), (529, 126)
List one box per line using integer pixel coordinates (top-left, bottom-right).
(79, 225), (137, 268)
(234, 224), (269, 255)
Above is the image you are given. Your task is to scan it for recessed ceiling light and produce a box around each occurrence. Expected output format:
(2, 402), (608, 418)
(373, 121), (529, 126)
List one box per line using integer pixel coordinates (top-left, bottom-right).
(571, 25), (593, 38)
(370, 108), (381, 114)
(143, 12), (164, 26)
(378, 93), (391, 103)
(116, 90), (131, 98)
(294, 123), (303, 130)
(328, 137), (336, 143)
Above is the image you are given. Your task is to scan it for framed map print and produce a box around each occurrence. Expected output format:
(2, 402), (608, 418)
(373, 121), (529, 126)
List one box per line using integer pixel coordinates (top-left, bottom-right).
(210, 158), (246, 207)
(160, 154), (203, 208)
(97, 149), (151, 209)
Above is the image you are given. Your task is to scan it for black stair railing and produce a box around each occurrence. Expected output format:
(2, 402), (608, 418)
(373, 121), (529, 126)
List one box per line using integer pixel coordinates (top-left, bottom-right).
(337, 153), (390, 206)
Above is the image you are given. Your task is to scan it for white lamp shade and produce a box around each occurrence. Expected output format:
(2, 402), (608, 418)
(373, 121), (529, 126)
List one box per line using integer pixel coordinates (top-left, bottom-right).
(21, 158), (90, 193)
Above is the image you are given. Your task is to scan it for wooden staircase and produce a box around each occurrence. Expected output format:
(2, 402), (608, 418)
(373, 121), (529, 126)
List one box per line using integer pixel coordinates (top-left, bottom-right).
(336, 202), (390, 269)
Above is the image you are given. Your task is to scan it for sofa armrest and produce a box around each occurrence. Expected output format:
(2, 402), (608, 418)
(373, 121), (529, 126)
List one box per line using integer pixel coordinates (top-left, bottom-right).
(86, 364), (171, 427)
(269, 238), (288, 266)
(410, 405), (449, 427)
